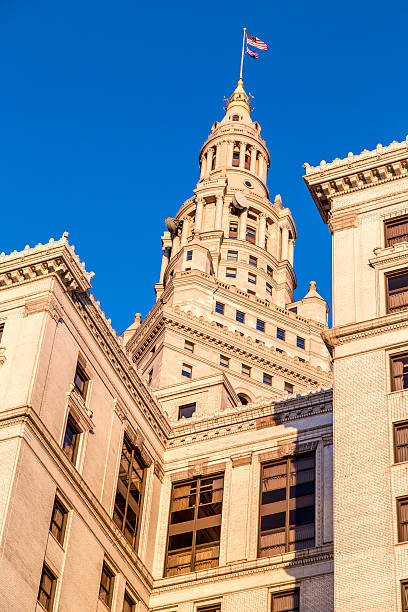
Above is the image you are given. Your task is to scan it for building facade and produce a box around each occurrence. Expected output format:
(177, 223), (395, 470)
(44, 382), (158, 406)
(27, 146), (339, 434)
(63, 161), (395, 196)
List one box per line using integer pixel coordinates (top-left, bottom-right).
(0, 76), (406, 611)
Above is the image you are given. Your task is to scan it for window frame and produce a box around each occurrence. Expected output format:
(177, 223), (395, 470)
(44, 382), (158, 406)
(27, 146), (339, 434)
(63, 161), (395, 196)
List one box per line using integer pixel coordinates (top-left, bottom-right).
(394, 421), (408, 463)
(186, 250), (193, 261)
(386, 269), (408, 314)
(271, 588), (300, 612)
(385, 215), (408, 248)
(390, 352), (408, 391)
(401, 580), (408, 612)
(249, 255), (257, 267)
(227, 250), (238, 261)
(248, 272), (256, 285)
(236, 310), (245, 324)
(398, 496), (408, 542)
(49, 496), (68, 546)
(62, 413), (81, 465)
(37, 564), (57, 611)
(215, 302), (225, 315)
(263, 373), (272, 386)
(296, 336), (305, 350)
(284, 382), (294, 394)
(123, 590), (136, 612)
(98, 562), (115, 609)
(257, 319), (265, 332)
(220, 355), (229, 368)
(181, 363), (192, 379)
(184, 340), (194, 353)
(73, 362), (89, 399)
(226, 267), (237, 279)
(277, 328), (285, 341)
(241, 364), (251, 377)
(178, 403), (196, 419)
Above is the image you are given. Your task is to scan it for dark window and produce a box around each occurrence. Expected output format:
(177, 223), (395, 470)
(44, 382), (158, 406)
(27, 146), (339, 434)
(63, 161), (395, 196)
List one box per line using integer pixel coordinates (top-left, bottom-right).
(49, 497), (68, 545)
(123, 591), (136, 612)
(267, 265), (273, 277)
(229, 222), (238, 239)
(402, 580), (408, 612)
(244, 180), (252, 188)
(242, 364), (251, 376)
(182, 363), (192, 379)
(385, 216), (408, 247)
(247, 289), (256, 296)
(226, 267), (237, 278)
(37, 565), (57, 611)
(211, 152), (216, 170)
(232, 115), (239, 122)
(394, 422), (408, 463)
(236, 311), (245, 324)
(215, 302), (225, 315)
(391, 353), (408, 391)
(271, 589), (300, 612)
(276, 348), (283, 354)
(246, 226), (256, 244)
(148, 368), (153, 384)
(184, 340), (194, 353)
(113, 437), (146, 549)
(263, 373), (272, 386)
(99, 563), (114, 609)
(238, 393), (250, 405)
(285, 382), (294, 394)
(257, 319), (265, 332)
(151, 345), (156, 354)
(220, 355), (229, 368)
(248, 272), (256, 285)
(62, 414), (80, 465)
(259, 455), (315, 557)
(227, 250), (238, 261)
(277, 328), (285, 341)
(0, 324), (4, 344)
(178, 403), (196, 419)
(74, 362), (89, 399)
(387, 270), (408, 313)
(198, 606), (221, 612)
(297, 337), (305, 349)
(165, 474), (224, 576)
(232, 150), (240, 167)
(289, 307), (298, 314)
(245, 153), (251, 170)
(266, 282), (272, 295)
(187, 250), (193, 261)
(398, 497), (408, 542)
(249, 255), (257, 267)
(248, 212), (257, 222)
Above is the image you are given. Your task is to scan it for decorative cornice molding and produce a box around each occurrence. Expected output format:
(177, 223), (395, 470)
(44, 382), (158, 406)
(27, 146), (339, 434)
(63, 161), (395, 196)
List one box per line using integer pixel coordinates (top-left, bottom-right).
(231, 451), (252, 467)
(258, 440), (318, 463)
(24, 294), (64, 322)
(322, 311), (408, 346)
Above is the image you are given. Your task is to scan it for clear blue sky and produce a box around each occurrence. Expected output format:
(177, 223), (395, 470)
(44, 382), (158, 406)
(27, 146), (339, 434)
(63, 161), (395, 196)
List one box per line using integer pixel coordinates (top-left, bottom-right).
(1, 1), (407, 332)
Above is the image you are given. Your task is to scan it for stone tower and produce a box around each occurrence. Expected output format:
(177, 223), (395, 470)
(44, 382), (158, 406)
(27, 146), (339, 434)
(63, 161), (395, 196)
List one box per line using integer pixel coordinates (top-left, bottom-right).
(304, 138), (408, 610)
(125, 79), (332, 421)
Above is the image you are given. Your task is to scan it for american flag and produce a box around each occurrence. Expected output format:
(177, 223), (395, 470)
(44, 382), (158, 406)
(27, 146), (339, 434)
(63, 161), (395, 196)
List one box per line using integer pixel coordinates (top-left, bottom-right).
(246, 46), (259, 59)
(247, 34), (267, 51)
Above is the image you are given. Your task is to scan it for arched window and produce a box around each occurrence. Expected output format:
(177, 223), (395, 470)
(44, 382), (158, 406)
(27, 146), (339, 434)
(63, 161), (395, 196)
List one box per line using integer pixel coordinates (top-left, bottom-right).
(238, 393), (251, 405)
(232, 144), (240, 167)
(245, 147), (251, 170)
(211, 148), (216, 170)
(232, 115), (239, 121)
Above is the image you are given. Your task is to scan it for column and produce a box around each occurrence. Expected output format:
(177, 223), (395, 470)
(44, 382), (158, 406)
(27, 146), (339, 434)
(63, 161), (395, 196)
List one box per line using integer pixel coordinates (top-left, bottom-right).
(200, 154), (207, 179)
(239, 208), (248, 240)
(181, 217), (189, 246)
(159, 246), (171, 282)
(215, 144), (221, 169)
(258, 213), (267, 248)
(250, 147), (257, 173)
(227, 141), (233, 167)
(239, 142), (246, 169)
(288, 238), (295, 266)
(258, 155), (264, 179)
(206, 148), (214, 176)
(170, 233), (180, 258)
(215, 196), (223, 230)
(281, 224), (289, 260)
(195, 198), (204, 233)
(263, 157), (268, 182)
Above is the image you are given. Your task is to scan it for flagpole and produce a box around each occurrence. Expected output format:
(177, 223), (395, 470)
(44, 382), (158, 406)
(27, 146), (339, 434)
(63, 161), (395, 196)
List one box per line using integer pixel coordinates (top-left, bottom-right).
(239, 27), (246, 80)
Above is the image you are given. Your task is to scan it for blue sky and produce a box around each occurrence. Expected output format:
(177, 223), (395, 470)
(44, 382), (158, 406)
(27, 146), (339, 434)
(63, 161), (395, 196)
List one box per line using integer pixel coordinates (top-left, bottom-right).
(1, 1), (407, 332)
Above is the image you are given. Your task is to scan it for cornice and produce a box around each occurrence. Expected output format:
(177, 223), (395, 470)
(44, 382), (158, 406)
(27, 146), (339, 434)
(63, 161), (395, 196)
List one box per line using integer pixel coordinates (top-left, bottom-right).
(370, 242), (408, 268)
(323, 311), (408, 347)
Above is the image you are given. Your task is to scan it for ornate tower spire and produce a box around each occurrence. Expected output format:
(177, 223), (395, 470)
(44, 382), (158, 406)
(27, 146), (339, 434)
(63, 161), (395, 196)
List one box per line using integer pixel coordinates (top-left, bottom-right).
(225, 78), (251, 117)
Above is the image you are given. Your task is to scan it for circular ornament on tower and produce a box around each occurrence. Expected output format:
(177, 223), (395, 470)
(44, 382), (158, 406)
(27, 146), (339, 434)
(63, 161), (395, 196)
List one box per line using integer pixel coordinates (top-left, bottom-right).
(233, 191), (248, 210)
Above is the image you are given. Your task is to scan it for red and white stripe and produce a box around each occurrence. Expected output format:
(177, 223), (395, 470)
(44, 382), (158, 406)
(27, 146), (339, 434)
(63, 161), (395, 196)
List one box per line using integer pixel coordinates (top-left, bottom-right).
(246, 47), (259, 58)
(247, 34), (267, 50)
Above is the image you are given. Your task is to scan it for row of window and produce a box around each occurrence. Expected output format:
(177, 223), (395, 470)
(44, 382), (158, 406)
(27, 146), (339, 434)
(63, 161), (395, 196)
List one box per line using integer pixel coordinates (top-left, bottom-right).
(228, 221), (257, 244)
(226, 250), (273, 275)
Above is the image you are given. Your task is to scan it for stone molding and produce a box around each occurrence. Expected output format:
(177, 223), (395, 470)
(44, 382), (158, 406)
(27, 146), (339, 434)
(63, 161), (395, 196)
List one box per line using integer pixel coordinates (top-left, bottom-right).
(328, 210), (358, 233)
(257, 440), (319, 463)
(23, 294), (64, 322)
(370, 242), (408, 269)
(154, 461), (165, 482)
(66, 384), (94, 432)
(169, 460), (227, 482)
(323, 311), (408, 347)
(231, 451), (252, 467)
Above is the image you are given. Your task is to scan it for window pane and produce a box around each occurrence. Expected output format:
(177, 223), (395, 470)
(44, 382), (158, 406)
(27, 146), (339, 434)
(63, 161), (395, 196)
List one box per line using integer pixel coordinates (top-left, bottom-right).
(272, 590), (299, 612)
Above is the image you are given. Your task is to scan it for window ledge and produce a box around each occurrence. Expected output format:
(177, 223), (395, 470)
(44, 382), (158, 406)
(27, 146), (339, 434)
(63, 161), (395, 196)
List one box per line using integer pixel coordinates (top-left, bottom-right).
(370, 242), (408, 269)
(66, 384), (94, 431)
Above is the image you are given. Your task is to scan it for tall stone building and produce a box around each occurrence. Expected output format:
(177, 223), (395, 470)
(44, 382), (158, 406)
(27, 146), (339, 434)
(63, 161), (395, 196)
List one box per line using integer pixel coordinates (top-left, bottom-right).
(1, 74), (406, 611)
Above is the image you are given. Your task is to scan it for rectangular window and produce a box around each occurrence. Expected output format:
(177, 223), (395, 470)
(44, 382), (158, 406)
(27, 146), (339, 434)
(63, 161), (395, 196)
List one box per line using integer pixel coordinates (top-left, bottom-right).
(285, 382), (294, 394)
(385, 216), (408, 247)
(187, 250), (193, 261)
(267, 265), (273, 278)
(113, 436), (146, 549)
(236, 311), (245, 324)
(184, 340), (194, 353)
(165, 474), (224, 576)
(99, 562), (115, 609)
(151, 345), (156, 354)
(297, 336), (305, 349)
(248, 272), (256, 285)
(220, 355), (229, 368)
(257, 319), (265, 332)
(391, 353), (408, 391)
(73, 362), (89, 399)
(398, 497), (408, 542)
(248, 211), (257, 222)
(402, 580), (408, 612)
(266, 282), (272, 295)
(259, 454), (315, 557)
(246, 226), (256, 244)
(123, 591), (136, 612)
(148, 368), (153, 384)
(215, 301), (225, 315)
(37, 564), (57, 611)
(197, 606), (221, 612)
(178, 403), (196, 419)
(226, 267), (237, 279)
(263, 373), (272, 386)
(242, 364), (251, 376)
(247, 289), (256, 296)
(181, 363), (192, 379)
(49, 497), (68, 546)
(0, 323), (4, 344)
(387, 270), (408, 313)
(249, 255), (257, 267)
(394, 422), (408, 463)
(227, 250), (238, 261)
(229, 222), (238, 239)
(277, 328), (285, 341)
(271, 589), (300, 612)
(62, 414), (81, 465)
(232, 152), (240, 167)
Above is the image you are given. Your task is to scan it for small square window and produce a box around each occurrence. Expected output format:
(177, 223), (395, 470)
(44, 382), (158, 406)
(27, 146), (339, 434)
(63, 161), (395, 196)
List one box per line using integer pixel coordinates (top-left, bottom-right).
(257, 319), (265, 332)
(242, 364), (251, 376)
(284, 382), (294, 394)
(215, 302), (225, 315)
(227, 250), (238, 261)
(226, 267), (237, 278)
(247, 289), (256, 296)
(394, 421), (408, 463)
(220, 355), (229, 368)
(181, 363), (192, 379)
(249, 255), (257, 267)
(266, 282), (272, 295)
(267, 265), (273, 277)
(236, 311), (245, 324)
(37, 564), (57, 611)
(99, 562), (115, 609)
(123, 591), (136, 612)
(271, 589), (299, 612)
(263, 373), (272, 386)
(178, 403), (196, 419)
(74, 362), (89, 399)
(184, 340), (194, 353)
(49, 497), (68, 545)
(62, 414), (81, 465)
(187, 250), (193, 261)
(297, 336), (305, 349)
(391, 353), (408, 391)
(248, 272), (256, 285)
(277, 328), (285, 341)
